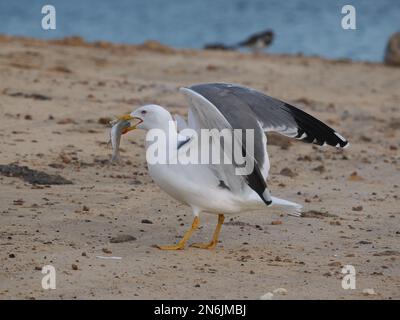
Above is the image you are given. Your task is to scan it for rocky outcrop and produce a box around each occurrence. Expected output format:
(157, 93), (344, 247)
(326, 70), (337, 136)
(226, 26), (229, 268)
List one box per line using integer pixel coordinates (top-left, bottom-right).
(384, 32), (400, 66)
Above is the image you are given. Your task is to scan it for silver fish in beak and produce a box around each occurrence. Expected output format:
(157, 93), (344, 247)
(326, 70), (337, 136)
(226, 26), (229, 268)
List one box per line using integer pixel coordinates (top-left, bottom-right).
(109, 115), (142, 162)
(109, 120), (131, 162)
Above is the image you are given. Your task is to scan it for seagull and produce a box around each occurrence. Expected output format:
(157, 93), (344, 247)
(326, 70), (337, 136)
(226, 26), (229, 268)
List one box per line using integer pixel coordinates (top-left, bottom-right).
(118, 83), (349, 250)
(237, 30), (274, 53)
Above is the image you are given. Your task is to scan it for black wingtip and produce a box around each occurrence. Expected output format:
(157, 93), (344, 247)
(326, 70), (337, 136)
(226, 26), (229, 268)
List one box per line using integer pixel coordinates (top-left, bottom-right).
(262, 189), (273, 206)
(288, 104), (350, 149)
(333, 131), (350, 149)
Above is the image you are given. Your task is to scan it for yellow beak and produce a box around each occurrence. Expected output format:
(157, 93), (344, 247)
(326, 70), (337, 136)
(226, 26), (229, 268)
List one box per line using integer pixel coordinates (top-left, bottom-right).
(118, 114), (143, 134)
(118, 114), (133, 121)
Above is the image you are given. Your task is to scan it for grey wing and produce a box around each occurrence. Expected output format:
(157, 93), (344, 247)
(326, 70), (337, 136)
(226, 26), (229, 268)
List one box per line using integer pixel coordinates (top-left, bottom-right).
(189, 83), (349, 148)
(181, 87), (272, 206)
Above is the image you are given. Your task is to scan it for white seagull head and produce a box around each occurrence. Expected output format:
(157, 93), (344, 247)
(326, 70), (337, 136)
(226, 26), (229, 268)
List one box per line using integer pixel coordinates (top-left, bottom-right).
(118, 104), (173, 131)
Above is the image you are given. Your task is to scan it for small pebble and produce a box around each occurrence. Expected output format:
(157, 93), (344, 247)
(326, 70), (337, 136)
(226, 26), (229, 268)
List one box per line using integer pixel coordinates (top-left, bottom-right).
(362, 288), (376, 296)
(273, 288), (287, 295)
(260, 292), (274, 300)
(110, 235), (137, 243)
(280, 168), (297, 178)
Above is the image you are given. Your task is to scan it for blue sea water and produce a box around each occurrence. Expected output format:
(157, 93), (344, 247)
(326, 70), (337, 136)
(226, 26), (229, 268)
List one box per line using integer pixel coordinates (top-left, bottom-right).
(0, 0), (399, 61)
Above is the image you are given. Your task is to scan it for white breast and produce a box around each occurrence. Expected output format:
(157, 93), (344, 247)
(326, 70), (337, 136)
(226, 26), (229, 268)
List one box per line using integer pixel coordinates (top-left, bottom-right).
(149, 162), (252, 214)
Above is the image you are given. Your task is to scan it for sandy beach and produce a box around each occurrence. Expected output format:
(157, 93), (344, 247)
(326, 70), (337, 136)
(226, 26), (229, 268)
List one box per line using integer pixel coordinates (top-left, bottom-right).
(0, 35), (399, 299)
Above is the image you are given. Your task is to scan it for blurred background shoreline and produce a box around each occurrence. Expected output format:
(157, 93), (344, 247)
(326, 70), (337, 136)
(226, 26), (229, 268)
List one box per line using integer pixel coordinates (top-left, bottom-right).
(1, 0), (399, 62)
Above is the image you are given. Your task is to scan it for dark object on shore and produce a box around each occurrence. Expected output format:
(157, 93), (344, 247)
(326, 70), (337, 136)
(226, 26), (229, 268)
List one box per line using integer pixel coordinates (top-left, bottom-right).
(204, 43), (234, 50)
(384, 32), (400, 66)
(110, 235), (137, 243)
(7, 91), (52, 100)
(238, 30), (274, 51)
(0, 163), (73, 185)
(204, 29), (274, 52)
(301, 210), (337, 219)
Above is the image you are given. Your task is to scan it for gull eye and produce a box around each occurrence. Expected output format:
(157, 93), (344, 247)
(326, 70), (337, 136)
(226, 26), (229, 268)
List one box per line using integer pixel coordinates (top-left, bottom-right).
(141, 110), (147, 115)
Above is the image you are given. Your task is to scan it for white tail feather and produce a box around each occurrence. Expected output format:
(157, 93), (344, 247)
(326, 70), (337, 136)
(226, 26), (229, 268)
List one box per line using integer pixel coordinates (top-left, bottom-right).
(271, 196), (303, 217)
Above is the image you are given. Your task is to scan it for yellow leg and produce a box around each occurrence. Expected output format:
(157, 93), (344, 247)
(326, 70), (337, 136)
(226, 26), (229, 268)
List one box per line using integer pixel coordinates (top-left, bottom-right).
(156, 216), (200, 250)
(191, 214), (225, 249)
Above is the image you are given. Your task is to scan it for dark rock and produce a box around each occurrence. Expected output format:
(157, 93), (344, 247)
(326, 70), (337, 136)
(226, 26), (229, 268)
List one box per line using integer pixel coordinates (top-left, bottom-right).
(279, 167), (297, 178)
(373, 250), (400, 256)
(110, 235), (137, 243)
(48, 163), (65, 169)
(357, 240), (372, 245)
(8, 91), (51, 100)
(313, 165), (325, 173)
(0, 164), (72, 185)
(301, 210), (337, 219)
(384, 32), (400, 66)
